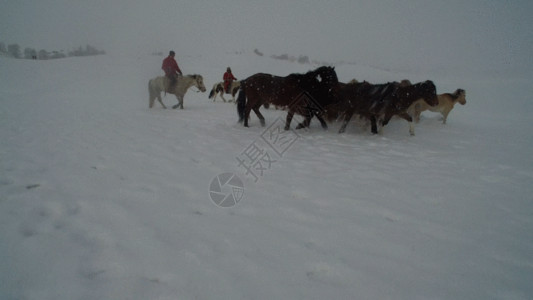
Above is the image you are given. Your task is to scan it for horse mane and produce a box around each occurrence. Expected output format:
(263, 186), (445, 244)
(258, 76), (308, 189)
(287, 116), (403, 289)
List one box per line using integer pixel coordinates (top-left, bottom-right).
(448, 89), (466, 105)
(453, 89), (465, 98)
(287, 66), (338, 84)
(440, 89), (464, 100)
(311, 66), (338, 83)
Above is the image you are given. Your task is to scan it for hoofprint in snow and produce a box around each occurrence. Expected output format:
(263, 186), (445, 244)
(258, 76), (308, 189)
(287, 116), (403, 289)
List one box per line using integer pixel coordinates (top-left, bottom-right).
(1, 53), (532, 300)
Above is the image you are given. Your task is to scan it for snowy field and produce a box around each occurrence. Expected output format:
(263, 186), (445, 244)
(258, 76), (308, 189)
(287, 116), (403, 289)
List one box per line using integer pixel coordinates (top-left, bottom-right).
(1, 50), (532, 299)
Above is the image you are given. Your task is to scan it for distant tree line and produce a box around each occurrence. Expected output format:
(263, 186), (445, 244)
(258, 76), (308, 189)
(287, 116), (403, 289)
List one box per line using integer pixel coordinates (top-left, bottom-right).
(269, 53), (310, 64)
(252, 48), (342, 66)
(0, 42), (105, 60)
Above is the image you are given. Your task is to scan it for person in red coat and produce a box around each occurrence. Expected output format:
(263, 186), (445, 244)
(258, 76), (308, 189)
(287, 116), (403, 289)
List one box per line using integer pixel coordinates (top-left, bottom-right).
(223, 67), (237, 93)
(161, 51), (183, 92)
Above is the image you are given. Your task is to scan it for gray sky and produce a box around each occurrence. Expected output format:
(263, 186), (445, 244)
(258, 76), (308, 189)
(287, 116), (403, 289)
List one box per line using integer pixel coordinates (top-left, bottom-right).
(1, 0), (532, 72)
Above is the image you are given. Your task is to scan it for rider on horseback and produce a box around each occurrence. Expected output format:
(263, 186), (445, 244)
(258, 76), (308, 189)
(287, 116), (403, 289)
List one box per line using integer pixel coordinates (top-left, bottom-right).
(223, 67), (237, 94)
(162, 51), (183, 93)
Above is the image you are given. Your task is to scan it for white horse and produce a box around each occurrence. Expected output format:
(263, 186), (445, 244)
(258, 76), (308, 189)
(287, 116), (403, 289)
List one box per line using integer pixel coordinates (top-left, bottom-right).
(148, 74), (206, 109)
(208, 81), (240, 102)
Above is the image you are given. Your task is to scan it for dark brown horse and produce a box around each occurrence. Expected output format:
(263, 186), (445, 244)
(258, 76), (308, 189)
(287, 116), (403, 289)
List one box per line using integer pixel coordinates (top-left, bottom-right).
(334, 80), (438, 135)
(237, 66), (339, 130)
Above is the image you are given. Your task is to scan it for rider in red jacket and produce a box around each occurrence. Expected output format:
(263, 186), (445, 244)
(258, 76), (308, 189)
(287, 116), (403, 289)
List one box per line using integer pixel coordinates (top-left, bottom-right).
(223, 67), (237, 93)
(162, 51), (182, 92)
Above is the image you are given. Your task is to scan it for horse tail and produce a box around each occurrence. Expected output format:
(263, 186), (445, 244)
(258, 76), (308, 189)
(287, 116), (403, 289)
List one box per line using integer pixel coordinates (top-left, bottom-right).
(208, 84), (217, 99)
(148, 79), (153, 98)
(237, 80), (247, 123)
(148, 79), (157, 108)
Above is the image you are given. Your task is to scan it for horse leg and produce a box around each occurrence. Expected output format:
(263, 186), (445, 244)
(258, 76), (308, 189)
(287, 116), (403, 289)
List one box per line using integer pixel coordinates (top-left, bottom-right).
(370, 116), (378, 134)
(252, 105), (266, 126)
(376, 115), (385, 135)
(315, 112), (328, 130)
(172, 95), (183, 109)
(377, 112), (394, 134)
(157, 94), (167, 109)
(414, 103), (422, 123)
(243, 105), (252, 127)
(179, 96), (184, 109)
(338, 111), (354, 133)
(295, 111), (313, 129)
(285, 109), (295, 130)
(441, 109), (450, 124)
(378, 118), (385, 135)
(396, 112), (415, 135)
(402, 113), (415, 135)
(220, 92), (227, 103)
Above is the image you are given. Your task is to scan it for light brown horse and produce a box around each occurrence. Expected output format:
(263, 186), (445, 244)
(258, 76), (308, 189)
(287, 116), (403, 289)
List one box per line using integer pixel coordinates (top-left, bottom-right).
(408, 89), (466, 124)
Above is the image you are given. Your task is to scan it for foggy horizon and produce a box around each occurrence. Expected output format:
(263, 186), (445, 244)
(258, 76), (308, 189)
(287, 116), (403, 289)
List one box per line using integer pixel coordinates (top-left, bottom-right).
(2, 0), (532, 73)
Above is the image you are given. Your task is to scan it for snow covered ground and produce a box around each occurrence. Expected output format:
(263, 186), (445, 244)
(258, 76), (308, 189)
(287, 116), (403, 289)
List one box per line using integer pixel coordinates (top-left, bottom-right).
(1, 50), (532, 300)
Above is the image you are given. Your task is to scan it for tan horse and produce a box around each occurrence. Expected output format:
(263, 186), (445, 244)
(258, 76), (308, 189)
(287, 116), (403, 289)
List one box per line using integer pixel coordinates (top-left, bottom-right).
(408, 89), (466, 124)
(208, 81), (241, 102)
(148, 74), (206, 109)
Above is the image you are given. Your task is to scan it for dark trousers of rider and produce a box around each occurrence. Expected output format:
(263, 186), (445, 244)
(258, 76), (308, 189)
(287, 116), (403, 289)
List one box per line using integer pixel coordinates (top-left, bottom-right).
(166, 74), (177, 92)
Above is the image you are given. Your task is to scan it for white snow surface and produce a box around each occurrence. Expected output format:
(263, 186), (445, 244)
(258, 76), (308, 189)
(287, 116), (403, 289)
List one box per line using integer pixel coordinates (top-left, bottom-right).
(1, 51), (532, 300)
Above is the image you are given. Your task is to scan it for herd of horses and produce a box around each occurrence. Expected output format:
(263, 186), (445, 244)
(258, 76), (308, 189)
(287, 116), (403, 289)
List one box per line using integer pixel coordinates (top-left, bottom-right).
(148, 66), (466, 135)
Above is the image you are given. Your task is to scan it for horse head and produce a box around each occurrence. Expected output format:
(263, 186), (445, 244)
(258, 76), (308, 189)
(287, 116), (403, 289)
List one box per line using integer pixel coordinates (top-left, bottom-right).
(314, 66), (339, 86)
(309, 66), (340, 104)
(455, 89), (467, 105)
(193, 75), (207, 92)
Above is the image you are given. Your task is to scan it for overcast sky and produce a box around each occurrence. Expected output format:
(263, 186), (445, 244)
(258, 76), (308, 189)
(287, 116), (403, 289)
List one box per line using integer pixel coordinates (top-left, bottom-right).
(1, 0), (532, 72)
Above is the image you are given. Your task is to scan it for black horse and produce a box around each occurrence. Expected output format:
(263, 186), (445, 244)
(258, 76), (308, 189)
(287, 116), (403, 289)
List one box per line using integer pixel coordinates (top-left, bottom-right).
(237, 66), (339, 130)
(334, 80), (438, 135)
